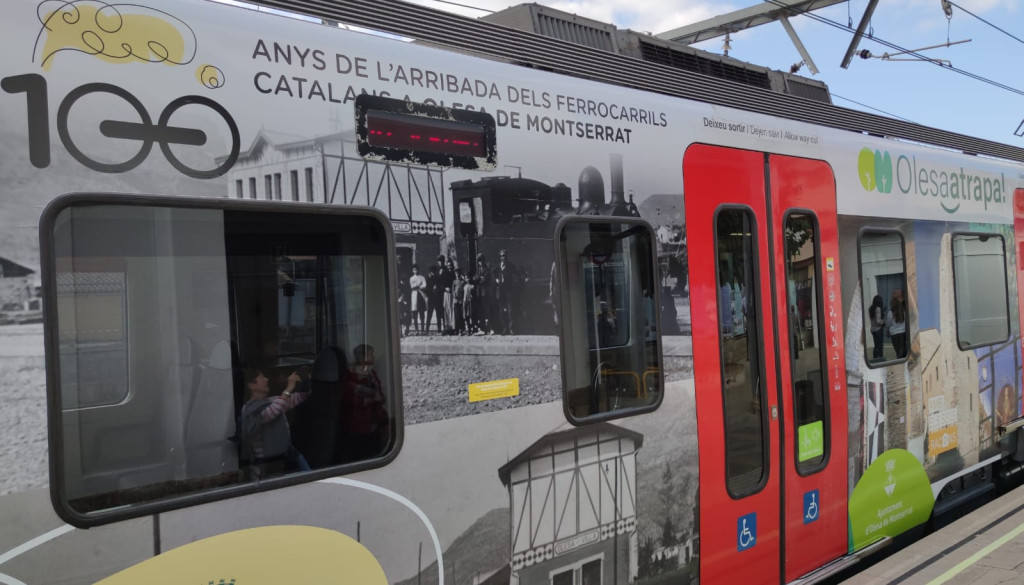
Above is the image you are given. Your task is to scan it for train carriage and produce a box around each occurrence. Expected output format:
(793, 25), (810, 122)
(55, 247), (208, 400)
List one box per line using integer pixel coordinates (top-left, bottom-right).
(1, 1), (1023, 584)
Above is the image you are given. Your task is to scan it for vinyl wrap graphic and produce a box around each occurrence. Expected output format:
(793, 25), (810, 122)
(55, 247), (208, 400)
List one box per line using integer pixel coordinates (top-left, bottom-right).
(0, 0), (1021, 583)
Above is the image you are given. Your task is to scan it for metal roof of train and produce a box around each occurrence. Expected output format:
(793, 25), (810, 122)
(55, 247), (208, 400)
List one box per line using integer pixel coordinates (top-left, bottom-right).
(249, 0), (1024, 164)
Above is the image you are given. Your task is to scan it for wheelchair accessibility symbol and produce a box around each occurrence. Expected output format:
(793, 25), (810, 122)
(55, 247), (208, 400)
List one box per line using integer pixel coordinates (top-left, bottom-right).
(737, 512), (757, 551)
(804, 490), (820, 524)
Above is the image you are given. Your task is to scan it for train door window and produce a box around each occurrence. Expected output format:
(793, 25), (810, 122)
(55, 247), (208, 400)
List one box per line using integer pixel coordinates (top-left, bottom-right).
(556, 218), (662, 422)
(715, 208), (767, 496)
(952, 233), (1010, 348)
(858, 230), (909, 365)
(43, 196), (400, 527)
(784, 213), (828, 473)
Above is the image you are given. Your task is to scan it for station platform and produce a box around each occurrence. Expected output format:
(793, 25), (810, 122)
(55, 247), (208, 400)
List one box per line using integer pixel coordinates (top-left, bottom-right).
(842, 484), (1024, 584)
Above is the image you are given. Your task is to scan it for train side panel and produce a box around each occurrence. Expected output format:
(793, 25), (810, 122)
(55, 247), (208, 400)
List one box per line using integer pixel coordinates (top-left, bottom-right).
(0, 1), (1021, 584)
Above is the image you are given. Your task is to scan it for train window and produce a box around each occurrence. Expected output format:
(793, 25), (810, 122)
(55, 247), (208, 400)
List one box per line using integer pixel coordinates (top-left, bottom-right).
(858, 230), (909, 366)
(42, 195), (400, 527)
(715, 208), (767, 497)
(784, 213), (829, 474)
(952, 233), (1010, 349)
(556, 218), (662, 422)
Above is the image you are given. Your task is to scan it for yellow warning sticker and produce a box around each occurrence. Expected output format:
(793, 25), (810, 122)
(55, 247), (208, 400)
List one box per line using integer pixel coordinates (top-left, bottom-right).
(469, 378), (520, 402)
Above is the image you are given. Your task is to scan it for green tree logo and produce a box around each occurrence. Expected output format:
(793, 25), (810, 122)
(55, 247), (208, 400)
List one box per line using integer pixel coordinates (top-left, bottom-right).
(858, 147), (893, 193)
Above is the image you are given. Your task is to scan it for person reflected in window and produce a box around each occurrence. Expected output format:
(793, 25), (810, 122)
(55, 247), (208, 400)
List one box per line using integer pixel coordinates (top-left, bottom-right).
(790, 304), (801, 360)
(719, 261), (733, 336)
(869, 295), (885, 361)
(731, 268), (747, 336)
(239, 369), (310, 479)
(343, 344), (389, 461)
(886, 288), (907, 358)
(597, 300), (617, 347)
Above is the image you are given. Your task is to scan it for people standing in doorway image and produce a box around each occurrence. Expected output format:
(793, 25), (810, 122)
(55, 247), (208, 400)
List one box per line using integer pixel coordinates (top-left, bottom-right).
(886, 288), (907, 359)
(869, 295), (885, 361)
(492, 249), (521, 335)
(473, 253), (495, 335)
(409, 264), (427, 333)
(426, 263), (444, 334)
(443, 258), (457, 334)
(452, 267), (467, 334)
(397, 254), (411, 337)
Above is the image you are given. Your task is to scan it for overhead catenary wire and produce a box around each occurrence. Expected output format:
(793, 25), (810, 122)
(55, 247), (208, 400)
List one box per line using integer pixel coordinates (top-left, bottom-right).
(947, 1), (1024, 47)
(762, 0), (1024, 98)
(831, 92), (916, 124)
(415, 0), (493, 13)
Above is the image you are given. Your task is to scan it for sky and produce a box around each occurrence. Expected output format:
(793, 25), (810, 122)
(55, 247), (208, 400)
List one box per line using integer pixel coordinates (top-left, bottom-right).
(396, 0), (1024, 148)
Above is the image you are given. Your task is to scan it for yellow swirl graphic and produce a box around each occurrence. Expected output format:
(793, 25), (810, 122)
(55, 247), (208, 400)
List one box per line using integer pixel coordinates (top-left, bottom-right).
(197, 64), (225, 89)
(35, 1), (197, 71)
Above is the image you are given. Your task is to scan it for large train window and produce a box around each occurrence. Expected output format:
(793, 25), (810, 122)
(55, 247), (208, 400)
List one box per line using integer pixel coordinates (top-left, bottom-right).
(715, 208), (767, 497)
(556, 218), (663, 422)
(784, 212), (829, 474)
(41, 195), (400, 527)
(858, 230), (909, 366)
(952, 233), (1010, 349)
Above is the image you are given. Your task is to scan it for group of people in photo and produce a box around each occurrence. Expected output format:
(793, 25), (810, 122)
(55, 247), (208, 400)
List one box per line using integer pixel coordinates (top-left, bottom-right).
(399, 251), (523, 336)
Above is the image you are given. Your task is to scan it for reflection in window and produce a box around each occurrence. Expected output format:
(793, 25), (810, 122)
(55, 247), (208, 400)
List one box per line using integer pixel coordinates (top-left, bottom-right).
(715, 209), (766, 495)
(859, 231), (908, 364)
(953, 233), (1009, 348)
(56, 269), (128, 408)
(558, 220), (661, 420)
(51, 203), (396, 518)
(784, 213), (827, 472)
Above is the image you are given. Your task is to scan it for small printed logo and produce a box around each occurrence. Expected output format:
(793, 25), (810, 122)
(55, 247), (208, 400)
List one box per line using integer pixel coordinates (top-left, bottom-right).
(208, 580), (236, 585)
(858, 148), (893, 193)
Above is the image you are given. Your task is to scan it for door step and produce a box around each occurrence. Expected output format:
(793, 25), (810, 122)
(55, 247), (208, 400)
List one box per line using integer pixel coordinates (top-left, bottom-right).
(787, 538), (891, 585)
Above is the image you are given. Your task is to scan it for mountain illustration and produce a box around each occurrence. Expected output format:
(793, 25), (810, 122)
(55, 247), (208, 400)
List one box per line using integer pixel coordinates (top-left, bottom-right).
(395, 507), (510, 585)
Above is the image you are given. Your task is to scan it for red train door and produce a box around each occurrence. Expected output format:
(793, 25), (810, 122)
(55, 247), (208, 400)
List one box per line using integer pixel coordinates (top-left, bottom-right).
(684, 145), (848, 584)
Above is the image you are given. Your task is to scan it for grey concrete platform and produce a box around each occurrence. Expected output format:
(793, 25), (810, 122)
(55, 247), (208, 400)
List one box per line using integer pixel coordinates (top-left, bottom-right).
(843, 484), (1024, 584)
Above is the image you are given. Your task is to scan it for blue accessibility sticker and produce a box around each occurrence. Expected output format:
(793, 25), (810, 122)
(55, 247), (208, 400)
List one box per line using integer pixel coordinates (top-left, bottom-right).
(804, 489), (820, 524)
(737, 512), (757, 551)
